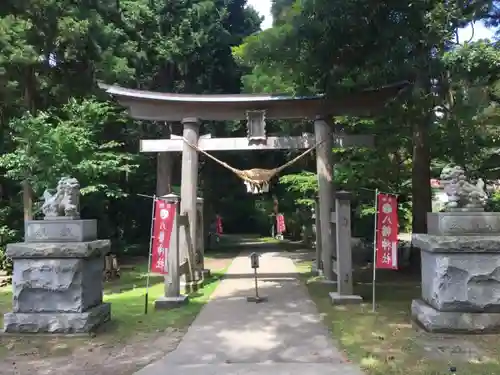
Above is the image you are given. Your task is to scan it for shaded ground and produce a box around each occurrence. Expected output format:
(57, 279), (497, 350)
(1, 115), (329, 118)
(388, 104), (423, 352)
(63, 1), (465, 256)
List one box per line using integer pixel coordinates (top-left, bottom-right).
(293, 256), (500, 375)
(0, 252), (236, 375)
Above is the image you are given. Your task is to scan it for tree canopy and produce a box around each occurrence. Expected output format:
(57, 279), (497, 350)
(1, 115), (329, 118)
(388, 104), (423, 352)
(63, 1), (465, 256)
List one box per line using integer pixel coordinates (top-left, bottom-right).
(237, 0), (500, 234)
(0, 0), (499, 272)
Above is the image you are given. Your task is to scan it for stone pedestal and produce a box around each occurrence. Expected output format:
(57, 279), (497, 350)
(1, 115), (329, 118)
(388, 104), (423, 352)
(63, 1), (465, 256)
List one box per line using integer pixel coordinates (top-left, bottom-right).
(25, 219), (97, 243)
(3, 220), (111, 334)
(412, 213), (500, 333)
(427, 212), (500, 236)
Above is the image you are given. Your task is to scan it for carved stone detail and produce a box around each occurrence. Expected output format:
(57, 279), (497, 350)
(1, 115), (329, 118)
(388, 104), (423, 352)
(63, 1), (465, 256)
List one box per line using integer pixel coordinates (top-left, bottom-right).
(41, 177), (80, 219)
(439, 165), (488, 212)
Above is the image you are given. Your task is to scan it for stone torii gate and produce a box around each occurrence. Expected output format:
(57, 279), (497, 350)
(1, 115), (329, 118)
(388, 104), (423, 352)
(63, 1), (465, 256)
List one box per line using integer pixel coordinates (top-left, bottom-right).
(101, 82), (408, 299)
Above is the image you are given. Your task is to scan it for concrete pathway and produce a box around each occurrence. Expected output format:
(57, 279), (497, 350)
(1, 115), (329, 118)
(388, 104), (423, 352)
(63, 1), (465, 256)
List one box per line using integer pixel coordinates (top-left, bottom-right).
(134, 250), (364, 375)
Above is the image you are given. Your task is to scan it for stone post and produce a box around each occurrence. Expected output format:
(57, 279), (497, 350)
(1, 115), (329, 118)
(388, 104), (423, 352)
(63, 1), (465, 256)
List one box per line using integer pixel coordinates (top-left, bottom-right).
(335, 192), (353, 294)
(4, 219), (111, 333)
(314, 117), (335, 281)
(197, 197), (210, 278)
(155, 193), (189, 309)
(179, 117), (201, 286)
(313, 199), (322, 275)
(329, 191), (362, 304)
(335, 191), (353, 295)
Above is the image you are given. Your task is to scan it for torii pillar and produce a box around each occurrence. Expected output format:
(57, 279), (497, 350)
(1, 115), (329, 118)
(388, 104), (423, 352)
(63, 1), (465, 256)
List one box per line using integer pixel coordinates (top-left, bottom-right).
(314, 117), (336, 281)
(179, 117), (202, 285)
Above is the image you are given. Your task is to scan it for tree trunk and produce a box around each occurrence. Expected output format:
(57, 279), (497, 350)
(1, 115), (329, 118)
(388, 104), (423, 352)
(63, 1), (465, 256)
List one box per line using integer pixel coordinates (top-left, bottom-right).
(408, 114), (432, 273)
(156, 153), (173, 196)
(156, 122), (173, 196)
(23, 67), (36, 221)
(23, 181), (33, 221)
(411, 117), (432, 234)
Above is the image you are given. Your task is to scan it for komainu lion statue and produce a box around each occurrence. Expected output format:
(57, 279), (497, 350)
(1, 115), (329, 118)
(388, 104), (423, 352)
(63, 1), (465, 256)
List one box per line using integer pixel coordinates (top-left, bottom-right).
(41, 177), (80, 219)
(439, 165), (488, 211)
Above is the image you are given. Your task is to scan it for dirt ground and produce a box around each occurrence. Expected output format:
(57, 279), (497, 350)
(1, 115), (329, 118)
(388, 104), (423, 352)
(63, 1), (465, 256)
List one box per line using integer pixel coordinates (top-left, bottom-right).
(2, 328), (185, 375)
(0, 253), (236, 375)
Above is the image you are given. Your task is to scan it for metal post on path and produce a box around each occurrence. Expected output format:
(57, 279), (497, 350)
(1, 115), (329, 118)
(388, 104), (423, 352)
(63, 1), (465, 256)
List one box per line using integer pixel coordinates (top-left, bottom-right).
(246, 252), (268, 303)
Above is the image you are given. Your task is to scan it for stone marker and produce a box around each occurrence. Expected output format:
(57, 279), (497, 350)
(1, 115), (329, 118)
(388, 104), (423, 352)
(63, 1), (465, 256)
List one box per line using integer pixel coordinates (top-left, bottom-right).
(412, 166), (500, 333)
(3, 177), (111, 333)
(329, 191), (363, 305)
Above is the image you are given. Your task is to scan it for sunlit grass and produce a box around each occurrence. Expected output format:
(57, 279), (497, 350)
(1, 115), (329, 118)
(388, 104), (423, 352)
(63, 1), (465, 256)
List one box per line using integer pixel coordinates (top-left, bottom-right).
(258, 237), (282, 244)
(297, 260), (500, 375)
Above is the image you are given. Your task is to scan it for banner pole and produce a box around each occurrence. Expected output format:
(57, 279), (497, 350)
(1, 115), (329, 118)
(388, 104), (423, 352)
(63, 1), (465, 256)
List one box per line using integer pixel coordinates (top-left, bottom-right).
(144, 195), (157, 315)
(372, 189), (379, 313)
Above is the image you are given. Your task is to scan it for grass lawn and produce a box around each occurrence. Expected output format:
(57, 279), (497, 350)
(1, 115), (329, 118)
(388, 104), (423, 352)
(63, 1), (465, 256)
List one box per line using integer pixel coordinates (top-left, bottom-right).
(296, 260), (500, 375)
(0, 254), (232, 359)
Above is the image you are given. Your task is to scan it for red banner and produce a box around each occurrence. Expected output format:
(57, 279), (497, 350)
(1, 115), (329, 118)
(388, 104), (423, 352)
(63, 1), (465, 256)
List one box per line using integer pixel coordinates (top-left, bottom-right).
(151, 199), (176, 274)
(375, 194), (398, 270)
(276, 214), (286, 234)
(216, 215), (223, 235)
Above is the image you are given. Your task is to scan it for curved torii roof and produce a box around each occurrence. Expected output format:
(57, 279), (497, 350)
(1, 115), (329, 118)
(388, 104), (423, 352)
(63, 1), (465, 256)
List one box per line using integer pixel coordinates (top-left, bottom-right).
(99, 81), (410, 122)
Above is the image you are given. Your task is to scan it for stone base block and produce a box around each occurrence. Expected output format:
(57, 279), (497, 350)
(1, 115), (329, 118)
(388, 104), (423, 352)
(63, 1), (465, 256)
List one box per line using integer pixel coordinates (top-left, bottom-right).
(329, 292), (363, 305)
(414, 237), (500, 313)
(154, 296), (189, 310)
(6, 240), (110, 259)
(10, 254), (107, 313)
(411, 299), (500, 334)
(3, 303), (111, 334)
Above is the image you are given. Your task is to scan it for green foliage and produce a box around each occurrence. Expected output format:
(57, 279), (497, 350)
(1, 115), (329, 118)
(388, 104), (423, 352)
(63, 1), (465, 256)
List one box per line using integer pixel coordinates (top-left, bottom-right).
(435, 41), (500, 176)
(0, 205), (21, 275)
(237, 0), (499, 235)
(0, 98), (138, 200)
(0, 0), (499, 275)
(279, 172), (317, 207)
(487, 190), (500, 212)
(0, 0), (262, 274)
(0, 224), (16, 274)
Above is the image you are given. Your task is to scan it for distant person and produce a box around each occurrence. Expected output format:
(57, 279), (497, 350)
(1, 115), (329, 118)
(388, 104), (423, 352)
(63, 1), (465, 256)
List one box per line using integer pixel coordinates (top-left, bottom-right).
(208, 214), (223, 246)
(216, 215), (223, 235)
